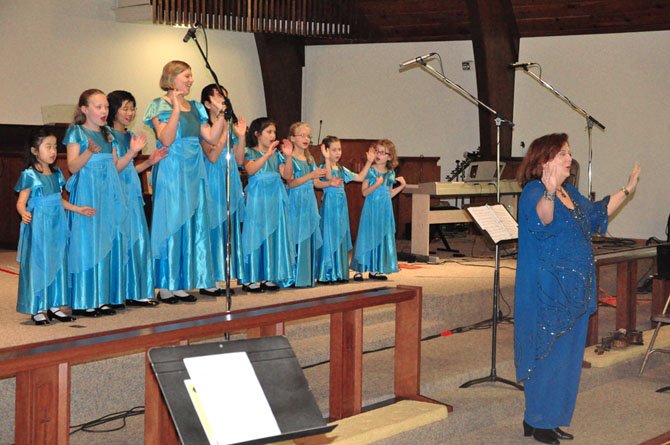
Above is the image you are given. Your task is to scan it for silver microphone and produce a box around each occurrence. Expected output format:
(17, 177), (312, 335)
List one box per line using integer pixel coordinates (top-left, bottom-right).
(509, 62), (537, 69)
(399, 52), (437, 68)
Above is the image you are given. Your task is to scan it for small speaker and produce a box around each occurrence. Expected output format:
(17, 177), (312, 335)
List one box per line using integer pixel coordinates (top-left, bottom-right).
(658, 244), (670, 279)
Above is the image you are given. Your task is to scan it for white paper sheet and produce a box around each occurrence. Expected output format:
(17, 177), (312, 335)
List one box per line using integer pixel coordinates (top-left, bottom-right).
(184, 352), (281, 445)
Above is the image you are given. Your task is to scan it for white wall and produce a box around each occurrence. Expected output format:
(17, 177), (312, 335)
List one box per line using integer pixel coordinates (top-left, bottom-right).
(0, 0), (266, 135)
(1, 0), (667, 238)
(304, 34), (670, 239)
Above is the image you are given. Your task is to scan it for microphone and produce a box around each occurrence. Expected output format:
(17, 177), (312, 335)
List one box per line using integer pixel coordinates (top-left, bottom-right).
(182, 23), (199, 43)
(399, 52), (437, 68)
(509, 61), (537, 69)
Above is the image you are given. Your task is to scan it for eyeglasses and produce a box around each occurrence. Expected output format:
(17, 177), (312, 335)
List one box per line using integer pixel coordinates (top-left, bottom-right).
(375, 150), (390, 156)
(294, 133), (312, 140)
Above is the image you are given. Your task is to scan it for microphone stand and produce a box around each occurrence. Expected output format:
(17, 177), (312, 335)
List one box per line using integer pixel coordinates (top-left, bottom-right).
(408, 58), (522, 391)
(188, 31), (235, 314)
(516, 66), (605, 200)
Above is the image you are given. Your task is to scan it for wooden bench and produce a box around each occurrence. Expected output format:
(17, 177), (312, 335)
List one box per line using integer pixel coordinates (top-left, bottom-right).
(0, 285), (447, 444)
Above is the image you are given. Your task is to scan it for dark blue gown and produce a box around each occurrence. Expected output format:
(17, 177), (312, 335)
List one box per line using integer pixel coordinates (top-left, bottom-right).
(514, 180), (608, 429)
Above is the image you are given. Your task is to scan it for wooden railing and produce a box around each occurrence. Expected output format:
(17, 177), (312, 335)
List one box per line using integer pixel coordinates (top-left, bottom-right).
(0, 285), (445, 444)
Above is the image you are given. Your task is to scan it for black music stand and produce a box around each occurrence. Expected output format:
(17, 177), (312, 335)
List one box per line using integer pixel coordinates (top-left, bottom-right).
(148, 336), (335, 444)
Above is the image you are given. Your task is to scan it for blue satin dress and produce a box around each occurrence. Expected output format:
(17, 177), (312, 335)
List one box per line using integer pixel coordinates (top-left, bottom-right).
(144, 98), (215, 291)
(284, 157), (322, 288)
(514, 180), (609, 429)
(64, 125), (128, 309)
(317, 165), (355, 282)
(241, 148), (294, 284)
(350, 167), (399, 275)
(15, 168), (69, 315)
(111, 129), (154, 300)
(205, 135), (246, 283)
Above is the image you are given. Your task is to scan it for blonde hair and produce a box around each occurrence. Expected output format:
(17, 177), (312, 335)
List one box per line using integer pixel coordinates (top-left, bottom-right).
(159, 60), (191, 91)
(72, 88), (111, 142)
(376, 139), (399, 169)
(288, 121), (315, 165)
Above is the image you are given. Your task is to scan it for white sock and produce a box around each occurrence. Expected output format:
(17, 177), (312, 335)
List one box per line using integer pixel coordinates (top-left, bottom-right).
(265, 281), (277, 286)
(173, 290), (190, 297)
(247, 282), (261, 290)
(204, 287), (218, 292)
(33, 313), (47, 321)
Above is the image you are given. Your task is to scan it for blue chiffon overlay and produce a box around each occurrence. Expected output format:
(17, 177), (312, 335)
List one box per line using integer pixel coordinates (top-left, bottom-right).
(284, 158), (322, 287)
(112, 129), (155, 300)
(514, 180), (608, 428)
(64, 125), (128, 309)
(205, 135), (246, 283)
(317, 165), (355, 282)
(15, 169), (69, 314)
(144, 98), (215, 290)
(350, 167), (399, 274)
(241, 148), (294, 284)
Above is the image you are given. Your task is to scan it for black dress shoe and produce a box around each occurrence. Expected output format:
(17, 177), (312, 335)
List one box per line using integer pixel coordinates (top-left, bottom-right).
(369, 272), (388, 280)
(199, 288), (222, 296)
(98, 305), (117, 316)
(175, 294), (197, 302)
(73, 309), (101, 317)
(47, 309), (76, 322)
(262, 281), (280, 292)
(126, 299), (160, 307)
(158, 295), (179, 304)
(353, 273), (364, 281)
(553, 428), (573, 440)
(242, 283), (264, 293)
(336, 279), (349, 284)
(524, 421), (560, 444)
(31, 314), (50, 325)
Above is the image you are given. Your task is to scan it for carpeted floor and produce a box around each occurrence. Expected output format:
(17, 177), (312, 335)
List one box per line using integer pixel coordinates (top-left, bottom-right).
(0, 235), (666, 445)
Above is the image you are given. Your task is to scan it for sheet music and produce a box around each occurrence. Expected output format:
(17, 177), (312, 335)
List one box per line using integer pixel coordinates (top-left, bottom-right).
(184, 352), (281, 445)
(466, 204), (518, 244)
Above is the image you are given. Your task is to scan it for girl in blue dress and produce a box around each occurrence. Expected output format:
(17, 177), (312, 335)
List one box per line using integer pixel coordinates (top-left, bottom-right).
(514, 133), (640, 444)
(107, 90), (167, 307)
(144, 60), (227, 304)
(200, 84), (248, 295)
(65, 89), (129, 317)
(350, 139), (406, 281)
(283, 122), (333, 288)
(316, 136), (374, 283)
(241, 117), (295, 292)
(16, 127), (95, 325)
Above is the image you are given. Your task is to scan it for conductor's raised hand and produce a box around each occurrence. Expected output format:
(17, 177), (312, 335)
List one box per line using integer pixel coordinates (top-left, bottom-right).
(625, 162), (641, 194)
(541, 162), (561, 194)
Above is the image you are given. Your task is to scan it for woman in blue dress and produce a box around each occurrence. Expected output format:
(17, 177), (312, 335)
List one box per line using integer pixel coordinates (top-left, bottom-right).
(107, 90), (167, 306)
(514, 133), (640, 444)
(316, 136), (374, 283)
(65, 89), (129, 317)
(350, 139), (406, 281)
(199, 84), (248, 295)
(241, 117), (294, 292)
(283, 122), (334, 288)
(144, 61), (226, 304)
(16, 127), (95, 324)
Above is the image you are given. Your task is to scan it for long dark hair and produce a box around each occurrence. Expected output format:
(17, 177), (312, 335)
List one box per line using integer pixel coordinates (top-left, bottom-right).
(106, 90), (136, 128)
(247, 117), (277, 148)
(517, 133), (569, 186)
(25, 126), (58, 172)
(200, 83), (230, 125)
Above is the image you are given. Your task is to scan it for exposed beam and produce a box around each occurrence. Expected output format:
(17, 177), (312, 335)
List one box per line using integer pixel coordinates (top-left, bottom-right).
(466, 0), (519, 159)
(254, 34), (305, 138)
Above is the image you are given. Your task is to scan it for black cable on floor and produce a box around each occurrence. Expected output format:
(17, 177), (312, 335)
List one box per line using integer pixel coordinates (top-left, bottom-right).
(69, 406), (144, 435)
